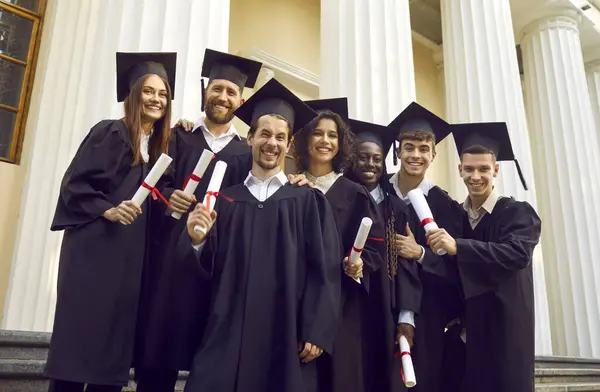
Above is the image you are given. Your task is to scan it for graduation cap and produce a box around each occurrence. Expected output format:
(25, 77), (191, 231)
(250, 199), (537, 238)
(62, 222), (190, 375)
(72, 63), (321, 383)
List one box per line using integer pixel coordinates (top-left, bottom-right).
(452, 122), (528, 190)
(388, 102), (452, 165)
(348, 119), (395, 155)
(200, 49), (263, 111)
(234, 78), (317, 134)
(305, 98), (349, 120)
(116, 52), (177, 102)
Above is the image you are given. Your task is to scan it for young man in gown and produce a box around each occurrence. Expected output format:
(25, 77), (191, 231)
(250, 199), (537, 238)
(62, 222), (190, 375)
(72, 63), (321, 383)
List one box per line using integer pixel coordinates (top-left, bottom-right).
(427, 122), (541, 392)
(179, 79), (343, 392)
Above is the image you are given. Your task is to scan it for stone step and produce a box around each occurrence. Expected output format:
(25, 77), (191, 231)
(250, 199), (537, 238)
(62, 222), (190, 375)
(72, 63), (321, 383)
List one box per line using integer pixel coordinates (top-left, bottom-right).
(536, 368), (600, 384)
(0, 359), (187, 391)
(0, 330), (50, 361)
(537, 356), (600, 370)
(535, 382), (600, 391)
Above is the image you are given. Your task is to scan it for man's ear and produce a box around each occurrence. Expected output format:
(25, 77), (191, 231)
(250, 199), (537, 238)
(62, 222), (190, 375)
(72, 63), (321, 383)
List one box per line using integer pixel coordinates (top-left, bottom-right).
(458, 163), (462, 177)
(239, 98), (245, 106)
(286, 135), (294, 154)
(494, 162), (500, 177)
(247, 132), (253, 147)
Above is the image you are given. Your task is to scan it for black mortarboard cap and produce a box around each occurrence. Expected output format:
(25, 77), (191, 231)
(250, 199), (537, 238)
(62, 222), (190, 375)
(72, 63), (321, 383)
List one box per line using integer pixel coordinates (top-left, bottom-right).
(200, 49), (262, 111)
(452, 122), (528, 190)
(388, 101), (451, 164)
(234, 78), (317, 134)
(305, 98), (349, 120)
(116, 52), (177, 102)
(348, 119), (395, 155)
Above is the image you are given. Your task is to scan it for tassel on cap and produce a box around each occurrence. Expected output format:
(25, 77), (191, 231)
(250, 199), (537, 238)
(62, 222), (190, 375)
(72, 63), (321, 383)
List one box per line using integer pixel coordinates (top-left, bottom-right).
(201, 78), (206, 112)
(514, 159), (528, 191)
(393, 140), (398, 166)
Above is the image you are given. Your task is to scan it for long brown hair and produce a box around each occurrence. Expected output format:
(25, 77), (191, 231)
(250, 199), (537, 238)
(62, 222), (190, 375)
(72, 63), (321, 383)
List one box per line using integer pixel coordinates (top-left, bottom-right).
(124, 74), (172, 166)
(293, 110), (354, 173)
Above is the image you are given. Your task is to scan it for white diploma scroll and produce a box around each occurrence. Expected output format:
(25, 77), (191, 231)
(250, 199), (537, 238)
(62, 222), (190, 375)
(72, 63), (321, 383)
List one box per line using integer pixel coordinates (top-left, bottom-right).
(171, 149), (215, 220)
(407, 188), (447, 256)
(193, 160), (228, 234)
(399, 335), (416, 388)
(131, 153), (173, 205)
(348, 217), (372, 283)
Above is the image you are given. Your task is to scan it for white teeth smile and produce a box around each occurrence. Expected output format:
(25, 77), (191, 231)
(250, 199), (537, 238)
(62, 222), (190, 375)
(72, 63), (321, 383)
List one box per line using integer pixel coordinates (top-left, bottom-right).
(262, 151), (277, 157)
(316, 148), (331, 153)
(408, 162), (422, 166)
(147, 105), (161, 111)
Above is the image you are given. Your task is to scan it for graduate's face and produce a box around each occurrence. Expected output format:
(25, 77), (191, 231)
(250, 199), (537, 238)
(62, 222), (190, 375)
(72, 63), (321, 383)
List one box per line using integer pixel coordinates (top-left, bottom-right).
(248, 115), (291, 172)
(353, 141), (384, 191)
(205, 79), (243, 124)
(140, 74), (168, 122)
(398, 138), (435, 178)
(307, 118), (340, 166)
(459, 153), (499, 199)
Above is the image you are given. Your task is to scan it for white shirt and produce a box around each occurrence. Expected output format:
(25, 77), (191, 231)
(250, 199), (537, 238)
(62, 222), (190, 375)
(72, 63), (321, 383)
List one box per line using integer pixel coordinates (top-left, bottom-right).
(244, 170), (289, 201)
(192, 171), (288, 252)
(140, 130), (152, 163)
(369, 185), (416, 327)
(463, 188), (501, 229)
(388, 172), (434, 203)
(192, 116), (241, 153)
(304, 171), (343, 194)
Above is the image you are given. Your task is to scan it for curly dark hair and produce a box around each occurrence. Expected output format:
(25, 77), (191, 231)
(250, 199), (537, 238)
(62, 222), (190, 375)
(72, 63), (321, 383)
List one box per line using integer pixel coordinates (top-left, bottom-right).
(292, 110), (355, 173)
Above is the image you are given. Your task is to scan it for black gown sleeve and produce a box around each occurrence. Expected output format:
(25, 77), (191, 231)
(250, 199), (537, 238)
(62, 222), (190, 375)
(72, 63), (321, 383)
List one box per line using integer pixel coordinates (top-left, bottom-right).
(455, 201), (541, 298)
(392, 205), (422, 314)
(51, 120), (132, 230)
(354, 188), (386, 276)
(299, 190), (342, 355)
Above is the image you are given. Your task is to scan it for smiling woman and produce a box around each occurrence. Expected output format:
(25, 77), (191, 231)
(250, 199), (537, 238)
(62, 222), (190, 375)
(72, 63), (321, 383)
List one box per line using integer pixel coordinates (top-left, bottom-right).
(43, 52), (177, 391)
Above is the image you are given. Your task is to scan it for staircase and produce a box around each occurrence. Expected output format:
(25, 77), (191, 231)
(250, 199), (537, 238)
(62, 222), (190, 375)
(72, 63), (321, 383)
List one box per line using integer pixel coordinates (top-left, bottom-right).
(0, 330), (187, 391)
(2, 329), (600, 391)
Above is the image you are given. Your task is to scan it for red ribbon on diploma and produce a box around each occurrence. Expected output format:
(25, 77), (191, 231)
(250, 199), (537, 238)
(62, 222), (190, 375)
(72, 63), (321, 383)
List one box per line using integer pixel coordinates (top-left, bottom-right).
(204, 191), (234, 212)
(421, 217), (435, 228)
(183, 173), (201, 189)
(394, 350), (412, 383)
(347, 237), (385, 260)
(141, 182), (170, 206)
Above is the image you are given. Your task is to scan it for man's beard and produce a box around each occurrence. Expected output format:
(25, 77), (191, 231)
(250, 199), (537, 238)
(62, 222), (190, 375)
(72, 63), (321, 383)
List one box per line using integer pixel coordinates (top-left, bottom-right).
(205, 100), (235, 124)
(254, 149), (280, 171)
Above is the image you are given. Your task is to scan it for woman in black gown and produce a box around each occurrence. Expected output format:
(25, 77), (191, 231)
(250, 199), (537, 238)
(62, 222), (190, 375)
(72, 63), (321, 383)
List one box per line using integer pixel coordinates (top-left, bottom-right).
(345, 120), (423, 392)
(45, 52), (176, 392)
(293, 100), (385, 392)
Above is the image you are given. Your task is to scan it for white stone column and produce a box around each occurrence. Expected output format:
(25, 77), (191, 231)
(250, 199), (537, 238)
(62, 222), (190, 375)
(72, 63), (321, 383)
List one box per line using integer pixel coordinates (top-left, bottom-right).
(2, 0), (230, 332)
(440, 0), (552, 355)
(320, 0), (416, 171)
(585, 59), (600, 148)
(521, 13), (600, 358)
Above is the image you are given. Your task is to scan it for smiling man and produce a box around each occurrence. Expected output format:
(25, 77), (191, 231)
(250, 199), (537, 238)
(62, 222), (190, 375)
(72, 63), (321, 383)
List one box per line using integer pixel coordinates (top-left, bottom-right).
(134, 49), (263, 392)
(426, 122), (540, 392)
(177, 78), (341, 392)
(387, 102), (465, 392)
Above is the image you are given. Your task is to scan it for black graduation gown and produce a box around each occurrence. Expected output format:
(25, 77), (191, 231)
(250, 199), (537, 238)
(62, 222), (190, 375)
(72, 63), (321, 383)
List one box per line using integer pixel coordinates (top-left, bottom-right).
(45, 119), (151, 386)
(401, 185), (465, 392)
(316, 176), (386, 392)
(180, 183), (342, 392)
(455, 197), (540, 392)
(137, 125), (251, 371)
(367, 192), (421, 392)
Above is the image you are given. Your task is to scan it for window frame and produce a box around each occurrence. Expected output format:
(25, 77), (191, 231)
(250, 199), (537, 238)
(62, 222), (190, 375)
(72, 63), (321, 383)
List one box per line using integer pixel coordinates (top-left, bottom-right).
(0, 0), (47, 164)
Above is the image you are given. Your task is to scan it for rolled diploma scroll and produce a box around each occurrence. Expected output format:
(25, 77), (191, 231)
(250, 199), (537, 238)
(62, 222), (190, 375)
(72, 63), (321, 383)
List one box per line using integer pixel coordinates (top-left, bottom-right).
(193, 160), (228, 234)
(131, 153), (173, 205)
(348, 217), (372, 284)
(407, 188), (447, 256)
(399, 335), (416, 388)
(171, 149), (215, 219)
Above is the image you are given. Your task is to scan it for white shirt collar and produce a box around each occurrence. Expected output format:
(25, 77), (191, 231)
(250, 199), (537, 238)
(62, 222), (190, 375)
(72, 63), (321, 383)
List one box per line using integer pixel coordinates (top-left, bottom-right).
(389, 172), (434, 203)
(463, 187), (501, 219)
(244, 170), (289, 188)
(304, 171), (343, 194)
(192, 116), (241, 140)
(370, 185), (384, 205)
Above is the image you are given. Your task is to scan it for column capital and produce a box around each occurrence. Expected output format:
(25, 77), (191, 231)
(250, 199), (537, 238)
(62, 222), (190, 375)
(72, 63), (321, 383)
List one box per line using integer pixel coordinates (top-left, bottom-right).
(519, 9), (581, 44)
